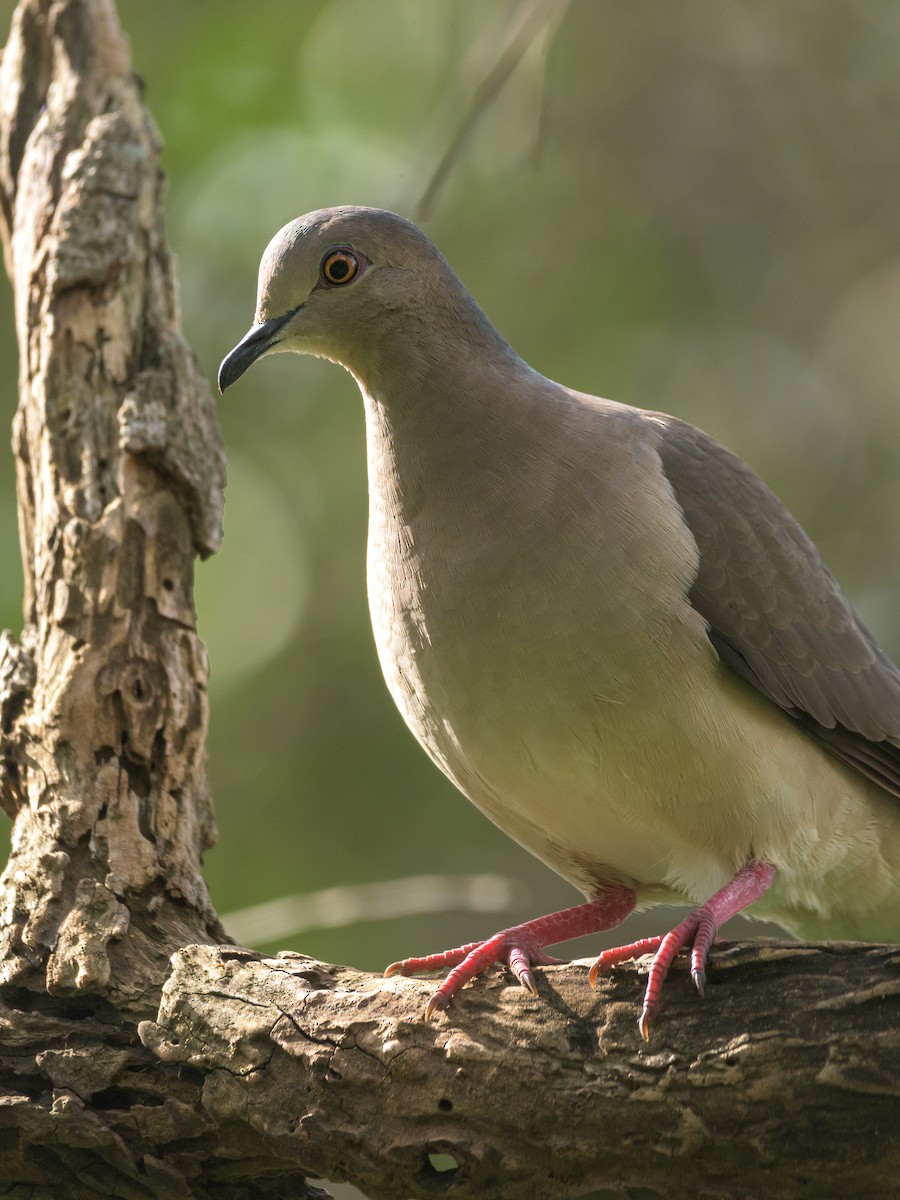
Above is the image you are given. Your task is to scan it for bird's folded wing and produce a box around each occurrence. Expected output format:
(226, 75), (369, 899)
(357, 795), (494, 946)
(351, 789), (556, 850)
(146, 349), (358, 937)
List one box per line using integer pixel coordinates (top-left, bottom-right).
(649, 411), (900, 798)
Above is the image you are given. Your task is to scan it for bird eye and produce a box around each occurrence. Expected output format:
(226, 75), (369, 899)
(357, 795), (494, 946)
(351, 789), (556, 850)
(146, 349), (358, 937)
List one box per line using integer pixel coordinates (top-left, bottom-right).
(321, 249), (360, 286)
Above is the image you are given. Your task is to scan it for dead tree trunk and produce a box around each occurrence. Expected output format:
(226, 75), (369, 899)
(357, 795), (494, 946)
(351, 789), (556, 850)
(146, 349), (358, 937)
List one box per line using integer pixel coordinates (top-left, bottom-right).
(0, 2), (897, 1198)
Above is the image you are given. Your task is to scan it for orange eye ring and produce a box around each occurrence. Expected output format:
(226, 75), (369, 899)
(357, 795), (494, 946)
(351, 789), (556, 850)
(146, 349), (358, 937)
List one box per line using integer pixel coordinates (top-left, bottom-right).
(321, 249), (360, 286)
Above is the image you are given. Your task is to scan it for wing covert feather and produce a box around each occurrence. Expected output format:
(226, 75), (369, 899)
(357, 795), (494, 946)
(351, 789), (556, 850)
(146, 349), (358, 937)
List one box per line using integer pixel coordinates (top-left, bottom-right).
(649, 412), (900, 797)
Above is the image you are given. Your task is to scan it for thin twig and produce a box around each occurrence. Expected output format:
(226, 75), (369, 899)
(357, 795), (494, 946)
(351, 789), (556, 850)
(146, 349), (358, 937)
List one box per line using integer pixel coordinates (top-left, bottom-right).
(416, 0), (570, 222)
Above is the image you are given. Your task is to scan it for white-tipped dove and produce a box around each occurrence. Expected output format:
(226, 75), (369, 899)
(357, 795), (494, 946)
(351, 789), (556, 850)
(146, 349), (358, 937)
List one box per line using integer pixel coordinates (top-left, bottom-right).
(220, 206), (900, 1038)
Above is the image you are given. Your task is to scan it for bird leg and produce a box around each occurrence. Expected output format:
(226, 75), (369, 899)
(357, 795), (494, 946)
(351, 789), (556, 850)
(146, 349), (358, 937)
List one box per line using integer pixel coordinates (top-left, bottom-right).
(589, 861), (777, 1040)
(385, 885), (636, 1020)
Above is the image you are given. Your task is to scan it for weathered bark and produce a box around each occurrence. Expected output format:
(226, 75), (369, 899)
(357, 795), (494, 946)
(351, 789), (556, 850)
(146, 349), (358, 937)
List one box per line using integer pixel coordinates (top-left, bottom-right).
(0, 2), (897, 1199)
(0, 0), (227, 1022)
(136, 941), (900, 1200)
(1, 928), (899, 1200)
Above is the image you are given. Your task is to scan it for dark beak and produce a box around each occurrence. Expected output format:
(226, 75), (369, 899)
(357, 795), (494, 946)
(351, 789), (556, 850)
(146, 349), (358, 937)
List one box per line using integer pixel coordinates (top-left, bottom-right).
(217, 307), (300, 393)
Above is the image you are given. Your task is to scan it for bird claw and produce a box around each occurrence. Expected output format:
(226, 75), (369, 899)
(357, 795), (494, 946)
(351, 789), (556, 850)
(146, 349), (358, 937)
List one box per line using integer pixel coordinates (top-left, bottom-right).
(424, 990), (451, 1021)
(395, 864), (775, 1039)
(508, 946), (540, 996)
(388, 932), (561, 1016)
(414, 934), (545, 1016)
(638, 1002), (656, 1043)
(589, 917), (704, 1040)
(384, 891), (638, 1018)
(589, 861), (778, 1038)
(588, 933), (665, 989)
(385, 937), (487, 979)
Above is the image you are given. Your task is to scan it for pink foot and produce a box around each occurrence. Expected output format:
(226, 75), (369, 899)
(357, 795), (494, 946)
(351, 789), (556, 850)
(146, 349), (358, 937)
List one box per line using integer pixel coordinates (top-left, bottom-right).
(385, 886), (636, 1019)
(589, 862), (776, 1040)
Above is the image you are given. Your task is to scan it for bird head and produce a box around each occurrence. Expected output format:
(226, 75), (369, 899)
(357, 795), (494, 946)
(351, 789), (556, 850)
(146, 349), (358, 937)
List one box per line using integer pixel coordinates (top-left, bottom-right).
(218, 206), (469, 392)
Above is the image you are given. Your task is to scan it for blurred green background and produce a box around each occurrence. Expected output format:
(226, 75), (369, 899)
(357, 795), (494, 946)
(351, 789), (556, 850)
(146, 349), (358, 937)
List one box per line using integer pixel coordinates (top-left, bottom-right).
(2, 0), (900, 1009)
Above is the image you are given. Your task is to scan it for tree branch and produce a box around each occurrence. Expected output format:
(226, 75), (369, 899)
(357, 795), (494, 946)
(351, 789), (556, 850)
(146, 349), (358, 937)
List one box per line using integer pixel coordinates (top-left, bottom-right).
(0, 3), (897, 1199)
(136, 941), (900, 1200)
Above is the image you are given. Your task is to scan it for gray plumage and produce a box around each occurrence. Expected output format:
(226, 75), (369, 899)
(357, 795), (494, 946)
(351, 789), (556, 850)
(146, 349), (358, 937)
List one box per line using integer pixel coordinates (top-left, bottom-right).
(220, 206), (900, 956)
(655, 416), (900, 792)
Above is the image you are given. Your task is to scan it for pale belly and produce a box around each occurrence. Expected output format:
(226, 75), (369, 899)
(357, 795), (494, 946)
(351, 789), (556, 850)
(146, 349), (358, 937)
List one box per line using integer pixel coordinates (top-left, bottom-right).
(368, 550), (900, 940)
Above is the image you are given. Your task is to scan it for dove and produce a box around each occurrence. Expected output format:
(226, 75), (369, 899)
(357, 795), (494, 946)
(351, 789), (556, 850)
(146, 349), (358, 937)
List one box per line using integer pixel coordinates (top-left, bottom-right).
(219, 206), (900, 1037)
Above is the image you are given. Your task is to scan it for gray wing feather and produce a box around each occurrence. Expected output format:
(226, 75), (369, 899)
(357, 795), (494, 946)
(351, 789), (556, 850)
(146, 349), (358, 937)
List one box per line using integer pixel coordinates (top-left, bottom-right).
(650, 412), (900, 797)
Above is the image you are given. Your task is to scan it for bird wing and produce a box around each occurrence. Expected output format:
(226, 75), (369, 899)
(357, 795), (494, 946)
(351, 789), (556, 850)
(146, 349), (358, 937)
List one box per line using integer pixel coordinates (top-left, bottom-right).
(648, 411), (900, 798)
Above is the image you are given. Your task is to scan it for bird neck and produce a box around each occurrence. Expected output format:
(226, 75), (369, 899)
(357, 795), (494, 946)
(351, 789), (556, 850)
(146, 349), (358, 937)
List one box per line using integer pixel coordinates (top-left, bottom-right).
(351, 300), (523, 404)
(354, 330), (551, 534)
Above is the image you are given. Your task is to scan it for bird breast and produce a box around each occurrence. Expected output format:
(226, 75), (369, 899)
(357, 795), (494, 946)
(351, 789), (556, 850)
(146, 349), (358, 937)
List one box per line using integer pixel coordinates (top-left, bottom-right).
(361, 379), (736, 896)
